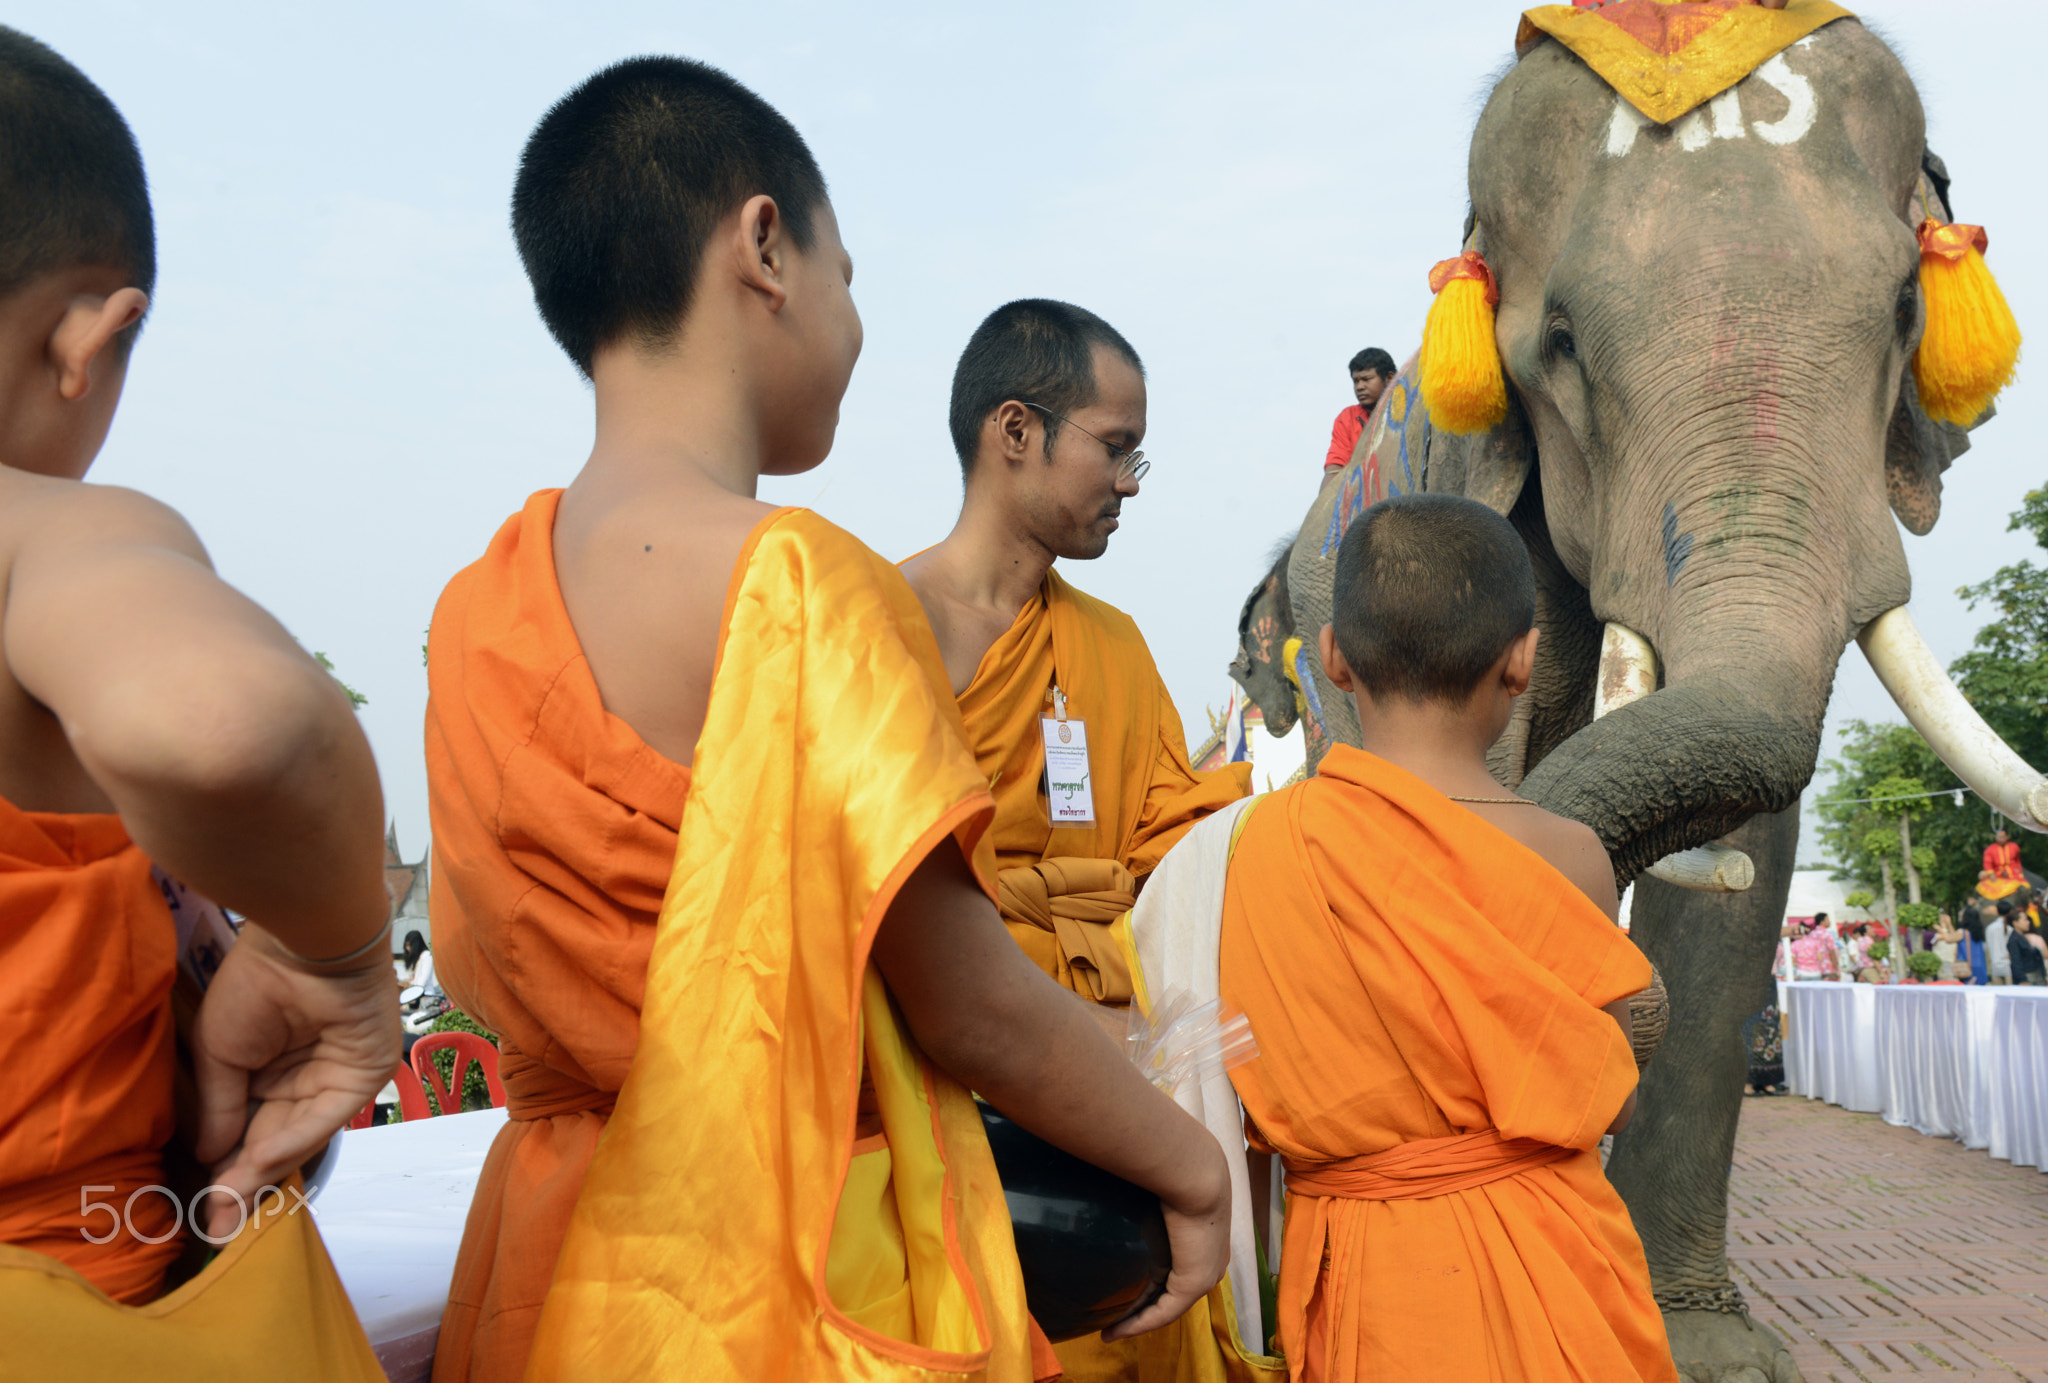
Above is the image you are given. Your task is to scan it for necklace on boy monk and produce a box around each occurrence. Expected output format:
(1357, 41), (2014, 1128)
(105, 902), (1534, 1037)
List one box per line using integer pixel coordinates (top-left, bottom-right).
(1448, 795), (1537, 805)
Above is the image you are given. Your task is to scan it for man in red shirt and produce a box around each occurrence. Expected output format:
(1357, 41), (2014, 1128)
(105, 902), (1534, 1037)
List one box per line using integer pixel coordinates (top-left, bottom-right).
(1325, 346), (1395, 473)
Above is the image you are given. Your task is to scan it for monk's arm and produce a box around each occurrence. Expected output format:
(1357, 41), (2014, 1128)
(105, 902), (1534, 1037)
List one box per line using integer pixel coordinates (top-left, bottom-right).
(1541, 814), (1638, 1133)
(6, 488), (397, 1227)
(1601, 996), (1638, 1134)
(6, 488), (388, 953)
(873, 837), (1231, 1340)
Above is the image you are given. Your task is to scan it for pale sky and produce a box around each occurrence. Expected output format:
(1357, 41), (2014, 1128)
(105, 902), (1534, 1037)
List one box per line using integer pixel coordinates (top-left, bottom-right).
(18, 2), (2045, 862)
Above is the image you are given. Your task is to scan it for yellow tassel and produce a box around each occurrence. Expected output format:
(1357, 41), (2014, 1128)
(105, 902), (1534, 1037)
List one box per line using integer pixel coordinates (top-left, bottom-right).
(1913, 220), (2021, 427)
(1421, 251), (1509, 434)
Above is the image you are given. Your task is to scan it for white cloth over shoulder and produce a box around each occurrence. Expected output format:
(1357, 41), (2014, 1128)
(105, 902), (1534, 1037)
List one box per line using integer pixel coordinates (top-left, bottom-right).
(1125, 796), (1264, 1352)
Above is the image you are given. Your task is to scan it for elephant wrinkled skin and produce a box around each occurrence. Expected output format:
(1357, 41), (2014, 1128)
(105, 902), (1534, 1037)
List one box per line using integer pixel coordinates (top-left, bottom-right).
(1230, 21), (2020, 1381)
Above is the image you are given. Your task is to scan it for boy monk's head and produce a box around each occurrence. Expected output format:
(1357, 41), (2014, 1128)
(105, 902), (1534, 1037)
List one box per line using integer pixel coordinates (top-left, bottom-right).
(0, 27), (154, 480)
(514, 57), (858, 473)
(1320, 493), (1538, 741)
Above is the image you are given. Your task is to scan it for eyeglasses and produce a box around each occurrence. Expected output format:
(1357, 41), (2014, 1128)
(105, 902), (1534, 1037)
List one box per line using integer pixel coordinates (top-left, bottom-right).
(1021, 402), (1149, 483)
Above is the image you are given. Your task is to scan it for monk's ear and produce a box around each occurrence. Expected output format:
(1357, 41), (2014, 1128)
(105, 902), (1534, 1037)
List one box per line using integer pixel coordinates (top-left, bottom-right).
(50, 288), (148, 401)
(1317, 623), (1357, 694)
(992, 400), (1034, 465)
(1502, 626), (1540, 696)
(733, 194), (789, 312)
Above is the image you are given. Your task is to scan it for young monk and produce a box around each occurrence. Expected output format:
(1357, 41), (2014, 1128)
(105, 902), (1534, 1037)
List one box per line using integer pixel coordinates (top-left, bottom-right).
(901, 299), (1255, 1380)
(0, 18), (395, 1325)
(1218, 493), (1675, 1382)
(424, 58), (1229, 1383)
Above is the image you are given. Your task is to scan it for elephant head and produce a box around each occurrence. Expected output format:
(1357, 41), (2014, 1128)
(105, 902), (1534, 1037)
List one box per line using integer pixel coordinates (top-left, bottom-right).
(1228, 542), (1300, 740)
(1230, 18), (2043, 888)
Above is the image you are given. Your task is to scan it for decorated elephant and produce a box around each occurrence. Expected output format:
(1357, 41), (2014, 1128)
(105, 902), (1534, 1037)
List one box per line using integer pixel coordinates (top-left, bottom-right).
(1230, 9), (2045, 1380)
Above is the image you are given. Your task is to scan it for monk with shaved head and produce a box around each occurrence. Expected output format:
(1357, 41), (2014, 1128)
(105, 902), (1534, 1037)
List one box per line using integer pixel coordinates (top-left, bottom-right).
(1219, 493), (1675, 1382)
(0, 24), (394, 1377)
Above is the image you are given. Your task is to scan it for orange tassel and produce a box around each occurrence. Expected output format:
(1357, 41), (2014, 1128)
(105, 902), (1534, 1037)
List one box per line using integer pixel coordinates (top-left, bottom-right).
(1914, 219), (2021, 427)
(1421, 251), (1508, 434)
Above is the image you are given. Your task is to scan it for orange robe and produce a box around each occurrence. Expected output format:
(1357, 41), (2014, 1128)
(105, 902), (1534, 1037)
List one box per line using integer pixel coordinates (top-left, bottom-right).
(954, 570), (1258, 1382)
(961, 568), (1250, 1000)
(1220, 747), (1675, 1383)
(1985, 840), (2024, 883)
(0, 796), (180, 1304)
(424, 488), (693, 1382)
(434, 494), (1039, 1381)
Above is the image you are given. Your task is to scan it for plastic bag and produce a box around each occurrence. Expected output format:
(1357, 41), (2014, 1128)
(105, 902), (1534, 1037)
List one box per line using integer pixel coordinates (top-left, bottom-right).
(1124, 988), (1258, 1101)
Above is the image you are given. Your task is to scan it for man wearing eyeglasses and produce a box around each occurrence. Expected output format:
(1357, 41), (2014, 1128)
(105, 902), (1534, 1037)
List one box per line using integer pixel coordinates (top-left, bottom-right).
(901, 298), (1253, 1382)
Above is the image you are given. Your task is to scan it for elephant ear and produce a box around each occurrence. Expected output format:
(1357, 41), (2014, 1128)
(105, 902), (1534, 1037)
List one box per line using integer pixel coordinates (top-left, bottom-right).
(1885, 150), (1976, 537)
(1419, 387), (1537, 517)
(1228, 549), (1299, 736)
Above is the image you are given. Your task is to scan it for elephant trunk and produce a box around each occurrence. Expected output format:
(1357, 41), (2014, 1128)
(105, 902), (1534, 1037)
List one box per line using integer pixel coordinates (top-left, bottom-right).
(1521, 654), (1828, 890)
(1521, 549), (1858, 887)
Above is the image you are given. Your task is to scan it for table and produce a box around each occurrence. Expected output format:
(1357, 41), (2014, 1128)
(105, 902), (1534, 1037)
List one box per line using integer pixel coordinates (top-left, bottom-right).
(1782, 980), (2048, 1173)
(1780, 981), (1880, 1112)
(313, 1107), (505, 1383)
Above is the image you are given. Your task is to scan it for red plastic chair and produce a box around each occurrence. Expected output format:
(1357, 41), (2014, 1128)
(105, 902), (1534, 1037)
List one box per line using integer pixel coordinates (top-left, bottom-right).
(410, 1032), (506, 1117)
(346, 1062), (433, 1129)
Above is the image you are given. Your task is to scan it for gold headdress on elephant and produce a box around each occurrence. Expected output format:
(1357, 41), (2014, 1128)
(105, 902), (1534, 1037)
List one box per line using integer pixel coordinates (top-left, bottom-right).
(1422, 0), (2021, 437)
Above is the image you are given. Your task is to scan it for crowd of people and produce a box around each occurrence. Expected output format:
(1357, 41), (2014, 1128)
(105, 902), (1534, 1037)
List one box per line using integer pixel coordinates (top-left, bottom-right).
(1771, 873), (2045, 988)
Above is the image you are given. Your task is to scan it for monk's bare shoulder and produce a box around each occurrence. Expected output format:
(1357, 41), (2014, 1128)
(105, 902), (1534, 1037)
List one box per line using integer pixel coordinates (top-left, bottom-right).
(2, 465), (203, 546)
(1525, 808), (1620, 923)
(553, 479), (782, 766)
(1, 472), (212, 622)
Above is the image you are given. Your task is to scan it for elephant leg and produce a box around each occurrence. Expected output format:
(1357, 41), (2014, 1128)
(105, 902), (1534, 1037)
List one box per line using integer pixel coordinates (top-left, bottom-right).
(1608, 805), (1802, 1383)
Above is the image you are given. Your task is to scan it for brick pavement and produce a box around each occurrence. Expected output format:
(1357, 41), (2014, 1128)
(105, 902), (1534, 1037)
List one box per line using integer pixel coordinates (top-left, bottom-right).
(1730, 1096), (2048, 1381)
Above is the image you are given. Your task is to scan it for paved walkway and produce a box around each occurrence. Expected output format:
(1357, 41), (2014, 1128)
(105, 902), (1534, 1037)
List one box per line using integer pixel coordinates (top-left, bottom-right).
(1730, 1096), (2048, 1381)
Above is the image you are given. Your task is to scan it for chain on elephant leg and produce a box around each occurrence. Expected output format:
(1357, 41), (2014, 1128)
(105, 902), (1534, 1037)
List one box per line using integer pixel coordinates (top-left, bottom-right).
(1654, 1282), (1748, 1315)
(1660, 1303), (1802, 1383)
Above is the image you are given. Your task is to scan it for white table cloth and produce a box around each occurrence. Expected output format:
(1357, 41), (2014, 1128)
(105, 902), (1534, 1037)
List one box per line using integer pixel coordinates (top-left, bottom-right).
(1988, 991), (2048, 1170)
(1782, 981), (2048, 1173)
(314, 1107), (505, 1383)
(1781, 981), (1880, 1112)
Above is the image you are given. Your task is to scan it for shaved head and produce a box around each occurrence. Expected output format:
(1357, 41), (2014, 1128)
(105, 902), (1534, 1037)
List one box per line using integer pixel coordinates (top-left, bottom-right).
(1332, 493), (1535, 704)
(0, 27), (154, 307)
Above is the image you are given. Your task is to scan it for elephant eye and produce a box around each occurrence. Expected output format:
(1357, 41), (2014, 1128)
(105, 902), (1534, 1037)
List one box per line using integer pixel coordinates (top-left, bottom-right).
(1895, 277), (1919, 340)
(1548, 324), (1578, 360)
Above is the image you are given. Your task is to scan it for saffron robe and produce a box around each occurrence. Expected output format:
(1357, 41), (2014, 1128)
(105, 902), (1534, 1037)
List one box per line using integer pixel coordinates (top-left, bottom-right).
(954, 570), (1256, 1382)
(1220, 747), (1675, 1383)
(523, 505), (1039, 1381)
(960, 568), (1250, 1001)
(423, 487), (694, 1382)
(0, 797), (180, 1303)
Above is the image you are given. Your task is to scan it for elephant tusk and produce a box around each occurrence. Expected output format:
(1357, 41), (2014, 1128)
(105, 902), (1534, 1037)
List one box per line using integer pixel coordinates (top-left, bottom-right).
(1595, 623), (1659, 719)
(1596, 623), (1758, 893)
(1644, 845), (1758, 892)
(1857, 607), (2048, 833)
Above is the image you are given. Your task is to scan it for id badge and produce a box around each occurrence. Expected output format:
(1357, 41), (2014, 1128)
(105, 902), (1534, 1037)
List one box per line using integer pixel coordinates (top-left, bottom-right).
(1041, 715), (1096, 827)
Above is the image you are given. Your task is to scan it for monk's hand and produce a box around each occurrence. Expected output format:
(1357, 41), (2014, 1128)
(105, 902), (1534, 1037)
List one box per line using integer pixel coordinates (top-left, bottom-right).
(1102, 1137), (1233, 1342)
(191, 923), (401, 1236)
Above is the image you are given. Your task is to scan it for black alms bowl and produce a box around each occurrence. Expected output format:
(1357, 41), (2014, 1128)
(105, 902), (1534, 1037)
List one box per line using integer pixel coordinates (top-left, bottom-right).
(977, 1103), (1173, 1342)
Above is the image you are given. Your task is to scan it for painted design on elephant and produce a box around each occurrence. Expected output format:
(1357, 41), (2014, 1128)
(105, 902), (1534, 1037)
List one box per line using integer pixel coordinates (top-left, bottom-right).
(1518, 0), (1848, 125)
(1604, 47), (1818, 157)
(1661, 502), (1695, 586)
(1319, 462), (1371, 559)
(1252, 612), (1279, 670)
(1286, 637), (1325, 748)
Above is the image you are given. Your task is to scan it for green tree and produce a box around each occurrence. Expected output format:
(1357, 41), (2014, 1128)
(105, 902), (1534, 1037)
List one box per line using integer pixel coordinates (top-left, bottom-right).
(1815, 722), (1974, 911)
(310, 650), (367, 711)
(1815, 484), (2047, 904)
(1952, 482), (2048, 879)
